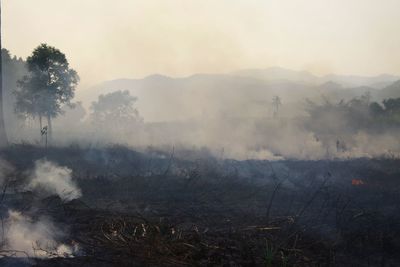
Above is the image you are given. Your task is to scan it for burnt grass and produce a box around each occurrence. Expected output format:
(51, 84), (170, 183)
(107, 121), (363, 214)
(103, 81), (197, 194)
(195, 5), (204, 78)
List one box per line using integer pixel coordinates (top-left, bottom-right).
(1, 144), (400, 266)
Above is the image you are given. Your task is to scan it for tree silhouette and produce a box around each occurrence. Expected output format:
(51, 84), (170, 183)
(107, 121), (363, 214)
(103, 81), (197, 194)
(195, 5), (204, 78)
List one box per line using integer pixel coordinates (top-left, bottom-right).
(0, 0), (9, 146)
(15, 44), (79, 142)
(90, 90), (142, 133)
(272, 96), (282, 118)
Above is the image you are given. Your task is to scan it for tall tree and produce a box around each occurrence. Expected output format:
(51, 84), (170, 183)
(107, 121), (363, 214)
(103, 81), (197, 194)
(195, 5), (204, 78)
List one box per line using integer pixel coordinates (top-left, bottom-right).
(15, 44), (79, 142)
(0, 0), (9, 146)
(271, 96), (282, 118)
(90, 90), (142, 133)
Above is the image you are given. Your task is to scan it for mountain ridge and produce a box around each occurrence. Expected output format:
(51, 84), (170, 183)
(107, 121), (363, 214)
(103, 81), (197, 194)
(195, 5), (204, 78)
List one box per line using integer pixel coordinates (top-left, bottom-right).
(77, 67), (400, 122)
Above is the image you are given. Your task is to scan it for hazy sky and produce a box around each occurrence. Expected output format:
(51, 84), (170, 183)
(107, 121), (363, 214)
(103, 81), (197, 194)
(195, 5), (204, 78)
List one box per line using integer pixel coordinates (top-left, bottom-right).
(3, 0), (400, 88)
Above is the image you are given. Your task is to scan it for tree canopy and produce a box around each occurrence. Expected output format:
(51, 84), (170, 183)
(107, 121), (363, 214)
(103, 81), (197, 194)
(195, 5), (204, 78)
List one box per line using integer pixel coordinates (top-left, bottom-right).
(90, 90), (142, 132)
(14, 44), (79, 139)
(0, 2), (8, 146)
(305, 94), (400, 137)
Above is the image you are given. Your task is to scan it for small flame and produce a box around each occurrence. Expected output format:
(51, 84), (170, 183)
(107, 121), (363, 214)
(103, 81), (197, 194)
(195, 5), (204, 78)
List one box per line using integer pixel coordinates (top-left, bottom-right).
(352, 179), (364, 186)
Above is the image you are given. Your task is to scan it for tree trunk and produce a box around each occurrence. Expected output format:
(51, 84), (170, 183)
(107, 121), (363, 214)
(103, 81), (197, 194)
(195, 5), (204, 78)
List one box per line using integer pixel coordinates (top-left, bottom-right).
(47, 114), (52, 144)
(39, 115), (42, 142)
(0, 0), (8, 147)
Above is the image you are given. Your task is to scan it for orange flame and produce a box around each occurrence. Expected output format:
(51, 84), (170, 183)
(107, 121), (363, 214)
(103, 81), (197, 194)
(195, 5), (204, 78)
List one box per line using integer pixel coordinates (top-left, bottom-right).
(352, 179), (364, 186)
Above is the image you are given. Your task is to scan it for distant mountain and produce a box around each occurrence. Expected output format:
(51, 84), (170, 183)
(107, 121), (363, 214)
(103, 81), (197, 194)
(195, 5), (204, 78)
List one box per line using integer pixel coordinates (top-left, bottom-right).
(232, 67), (318, 84)
(232, 67), (399, 88)
(317, 81), (343, 91)
(77, 68), (400, 122)
(377, 80), (400, 100)
(320, 73), (399, 89)
(79, 73), (320, 121)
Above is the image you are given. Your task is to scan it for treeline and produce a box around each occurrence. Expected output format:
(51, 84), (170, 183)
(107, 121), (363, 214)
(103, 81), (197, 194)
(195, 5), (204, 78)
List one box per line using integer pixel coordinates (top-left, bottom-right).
(369, 98), (400, 125)
(2, 46), (143, 144)
(305, 93), (400, 136)
(1, 49), (27, 137)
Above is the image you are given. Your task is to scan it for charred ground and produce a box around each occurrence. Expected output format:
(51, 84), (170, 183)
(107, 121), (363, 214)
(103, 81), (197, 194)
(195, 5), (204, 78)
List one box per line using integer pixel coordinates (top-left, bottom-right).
(0, 145), (399, 266)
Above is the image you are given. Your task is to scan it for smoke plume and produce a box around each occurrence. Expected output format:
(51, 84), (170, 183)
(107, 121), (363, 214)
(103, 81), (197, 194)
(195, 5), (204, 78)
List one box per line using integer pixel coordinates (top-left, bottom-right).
(26, 160), (82, 201)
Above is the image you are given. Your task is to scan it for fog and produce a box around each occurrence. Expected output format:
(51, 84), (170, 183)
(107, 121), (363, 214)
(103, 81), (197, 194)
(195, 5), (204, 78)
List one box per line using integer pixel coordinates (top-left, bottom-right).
(2, 1), (400, 160)
(50, 69), (400, 160)
(4, 0), (400, 88)
(4, 55), (400, 160)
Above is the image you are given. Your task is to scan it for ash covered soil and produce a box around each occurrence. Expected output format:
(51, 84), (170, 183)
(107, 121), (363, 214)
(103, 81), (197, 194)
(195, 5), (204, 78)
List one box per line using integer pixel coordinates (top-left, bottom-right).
(1, 145), (400, 266)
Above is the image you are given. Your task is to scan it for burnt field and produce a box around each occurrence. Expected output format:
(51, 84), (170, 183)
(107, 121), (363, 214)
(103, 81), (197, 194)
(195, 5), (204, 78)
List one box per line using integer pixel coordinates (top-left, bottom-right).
(0, 145), (400, 266)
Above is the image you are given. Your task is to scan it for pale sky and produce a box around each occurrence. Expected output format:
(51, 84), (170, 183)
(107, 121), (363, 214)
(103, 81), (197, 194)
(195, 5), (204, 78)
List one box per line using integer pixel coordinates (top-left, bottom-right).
(3, 0), (400, 88)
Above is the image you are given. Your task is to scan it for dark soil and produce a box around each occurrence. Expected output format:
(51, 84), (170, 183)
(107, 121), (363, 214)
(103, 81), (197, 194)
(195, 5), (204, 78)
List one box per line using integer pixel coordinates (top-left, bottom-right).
(0, 144), (399, 266)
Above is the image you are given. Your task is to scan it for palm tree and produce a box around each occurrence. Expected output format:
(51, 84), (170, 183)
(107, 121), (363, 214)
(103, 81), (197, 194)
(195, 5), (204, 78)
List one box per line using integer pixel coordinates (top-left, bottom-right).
(0, 0), (8, 146)
(272, 96), (282, 118)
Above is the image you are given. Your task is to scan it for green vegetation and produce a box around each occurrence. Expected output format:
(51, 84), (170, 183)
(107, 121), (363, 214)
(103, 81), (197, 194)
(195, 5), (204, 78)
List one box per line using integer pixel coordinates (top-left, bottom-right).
(14, 44), (79, 140)
(306, 94), (400, 133)
(90, 90), (143, 134)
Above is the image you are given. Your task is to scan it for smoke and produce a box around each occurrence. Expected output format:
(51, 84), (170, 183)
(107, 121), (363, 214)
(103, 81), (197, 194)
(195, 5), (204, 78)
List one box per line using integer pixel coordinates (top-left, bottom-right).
(0, 158), (15, 187)
(48, 103), (400, 161)
(26, 160), (82, 201)
(0, 159), (82, 260)
(3, 210), (78, 258)
(4, 55), (400, 161)
(335, 131), (400, 158)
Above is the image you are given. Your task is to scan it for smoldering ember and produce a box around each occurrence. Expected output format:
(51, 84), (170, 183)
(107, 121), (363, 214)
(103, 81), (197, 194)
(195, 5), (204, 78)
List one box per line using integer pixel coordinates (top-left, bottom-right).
(0, 1), (400, 267)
